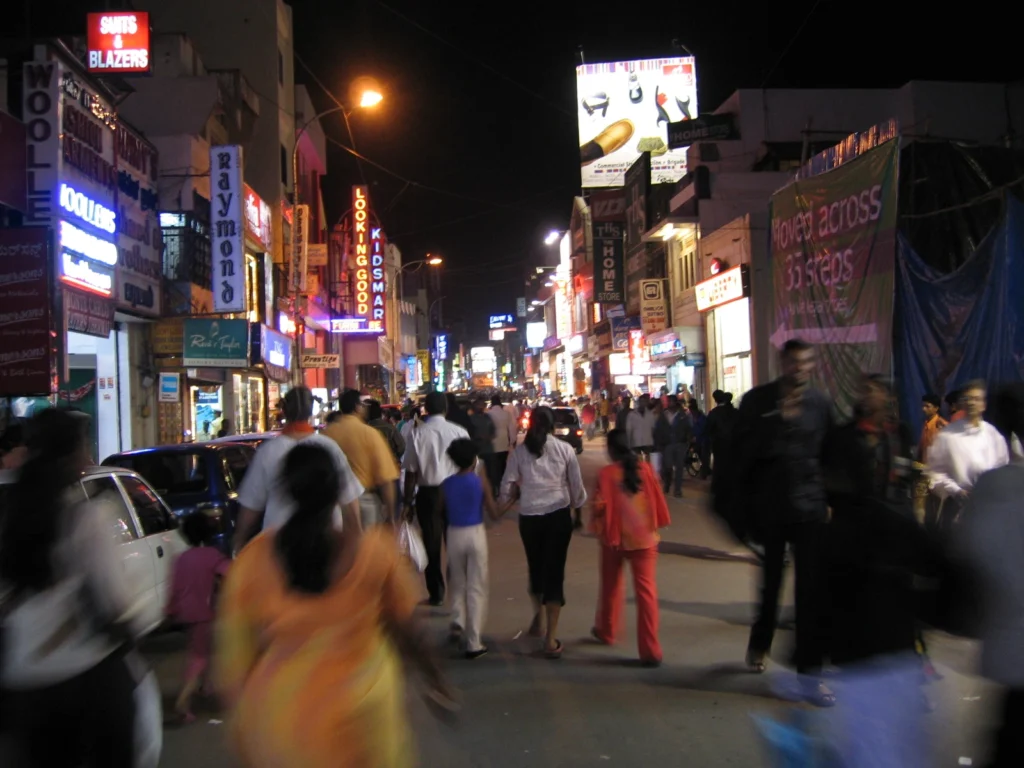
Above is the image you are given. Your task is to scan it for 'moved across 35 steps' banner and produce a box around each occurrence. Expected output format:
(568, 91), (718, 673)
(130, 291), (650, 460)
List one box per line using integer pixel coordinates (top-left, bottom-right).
(769, 138), (899, 416)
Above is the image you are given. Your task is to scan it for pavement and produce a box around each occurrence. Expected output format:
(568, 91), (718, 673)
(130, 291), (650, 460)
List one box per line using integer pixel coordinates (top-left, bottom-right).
(150, 436), (999, 767)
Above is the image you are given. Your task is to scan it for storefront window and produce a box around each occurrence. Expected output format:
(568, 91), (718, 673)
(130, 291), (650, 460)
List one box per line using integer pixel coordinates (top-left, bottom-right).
(233, 373), (266, 436)
(715, 297), (752, 400)
(191, 385), (224, 441)
(245, 253), (260, 324)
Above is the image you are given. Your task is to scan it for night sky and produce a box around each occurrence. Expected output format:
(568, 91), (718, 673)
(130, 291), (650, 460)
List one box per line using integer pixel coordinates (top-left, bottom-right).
(10, 1), (1024, 343)
(290, 1), (1022, 341)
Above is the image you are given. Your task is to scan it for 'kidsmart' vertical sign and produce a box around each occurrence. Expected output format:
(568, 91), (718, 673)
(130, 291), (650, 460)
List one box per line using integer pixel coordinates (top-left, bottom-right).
(210, 146), (244, 313)
(351, 186), (386, 333)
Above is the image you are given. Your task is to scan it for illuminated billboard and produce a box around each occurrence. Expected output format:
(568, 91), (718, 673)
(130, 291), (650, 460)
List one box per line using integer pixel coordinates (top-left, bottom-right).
(351, 186), (386, 333)
(86, 13), (150, 74)
(525, 322), (546, 349)
(488, 313), (516, 330)
(576, 57), (697, 188)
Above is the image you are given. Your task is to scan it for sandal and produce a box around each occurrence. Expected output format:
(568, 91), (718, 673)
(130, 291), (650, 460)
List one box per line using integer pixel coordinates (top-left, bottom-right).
(544, 640), (564, 659)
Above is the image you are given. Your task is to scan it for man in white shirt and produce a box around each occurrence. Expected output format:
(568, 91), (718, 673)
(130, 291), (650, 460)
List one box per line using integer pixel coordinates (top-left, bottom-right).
(403, 391), (470, 605)
(928, 379), (1010, 533)
(233, 387), (364, 552)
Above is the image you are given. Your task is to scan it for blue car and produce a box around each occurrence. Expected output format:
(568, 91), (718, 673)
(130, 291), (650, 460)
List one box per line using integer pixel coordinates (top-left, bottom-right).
(103, 442), (256, 554)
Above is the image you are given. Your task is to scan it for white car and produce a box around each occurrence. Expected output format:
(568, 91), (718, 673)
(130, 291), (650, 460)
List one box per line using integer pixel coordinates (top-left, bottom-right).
(0, 465), (188, 635)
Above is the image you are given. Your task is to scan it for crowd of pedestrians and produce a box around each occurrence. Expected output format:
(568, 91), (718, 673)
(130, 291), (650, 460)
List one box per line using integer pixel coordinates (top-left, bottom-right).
(5, 351), (1024, 766)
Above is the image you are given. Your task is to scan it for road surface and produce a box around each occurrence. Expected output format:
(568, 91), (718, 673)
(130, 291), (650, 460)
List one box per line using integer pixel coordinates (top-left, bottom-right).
(150, 435), (997, 767)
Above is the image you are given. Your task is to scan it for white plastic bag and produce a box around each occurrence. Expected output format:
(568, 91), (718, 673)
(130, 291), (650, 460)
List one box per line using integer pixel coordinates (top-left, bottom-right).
(126, 650), (162, 768)
(398, 520), (428, 572)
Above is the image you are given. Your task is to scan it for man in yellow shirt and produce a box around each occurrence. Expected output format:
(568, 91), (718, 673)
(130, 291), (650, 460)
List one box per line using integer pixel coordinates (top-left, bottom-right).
(323, 389), (400, 527)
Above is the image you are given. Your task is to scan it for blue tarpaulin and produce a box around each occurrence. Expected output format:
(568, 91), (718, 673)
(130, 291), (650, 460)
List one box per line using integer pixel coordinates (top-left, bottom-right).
(895, 194), (1024, 438)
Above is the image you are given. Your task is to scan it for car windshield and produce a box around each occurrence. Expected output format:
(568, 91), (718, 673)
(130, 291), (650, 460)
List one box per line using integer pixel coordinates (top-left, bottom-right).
(552, 409), (579, 425)
(109, 452), (209, 496)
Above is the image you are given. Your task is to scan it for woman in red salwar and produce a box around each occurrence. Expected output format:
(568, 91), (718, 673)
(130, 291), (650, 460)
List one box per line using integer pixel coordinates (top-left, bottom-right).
(590, 428), (671, 666)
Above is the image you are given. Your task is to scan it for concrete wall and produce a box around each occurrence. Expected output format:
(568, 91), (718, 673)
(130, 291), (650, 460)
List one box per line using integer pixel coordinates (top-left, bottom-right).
(141, 0), (294, 208)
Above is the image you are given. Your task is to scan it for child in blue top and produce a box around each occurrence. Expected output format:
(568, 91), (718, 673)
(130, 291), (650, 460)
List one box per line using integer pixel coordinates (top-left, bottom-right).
(441, 438), (505, 658)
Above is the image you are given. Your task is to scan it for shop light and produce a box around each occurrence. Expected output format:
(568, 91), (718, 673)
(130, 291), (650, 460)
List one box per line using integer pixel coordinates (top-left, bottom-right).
(60, 251), (113, 296)
(60, 183), (116, 234)
(59, 220), (118, 266)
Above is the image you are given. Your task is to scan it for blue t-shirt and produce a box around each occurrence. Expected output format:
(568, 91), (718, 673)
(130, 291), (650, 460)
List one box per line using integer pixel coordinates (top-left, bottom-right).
(442, 471), (485, 527)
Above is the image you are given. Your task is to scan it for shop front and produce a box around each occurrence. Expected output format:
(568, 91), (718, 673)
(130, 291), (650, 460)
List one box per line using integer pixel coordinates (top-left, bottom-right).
(647, 327), (696, 397)
(566, 334), (589, 397)
(151, 318), (270, 443)
(696, 264), (753, 401)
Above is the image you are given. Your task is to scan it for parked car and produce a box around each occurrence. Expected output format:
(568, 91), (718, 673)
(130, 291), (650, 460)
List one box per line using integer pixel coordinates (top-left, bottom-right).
(0, 465), (188, 635)
(103, 442), (257, 553)
(208, 431), (279, 448)
(551, 407), (584, 454)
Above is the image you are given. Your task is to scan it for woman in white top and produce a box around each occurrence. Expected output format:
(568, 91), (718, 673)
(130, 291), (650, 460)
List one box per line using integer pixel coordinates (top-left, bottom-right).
(501, 406), (587, 658)
(0, 409), (146, 767)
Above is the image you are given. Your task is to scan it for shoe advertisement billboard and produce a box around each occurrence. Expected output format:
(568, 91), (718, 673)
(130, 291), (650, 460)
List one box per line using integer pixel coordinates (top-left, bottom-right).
(576, 57), (697, 188)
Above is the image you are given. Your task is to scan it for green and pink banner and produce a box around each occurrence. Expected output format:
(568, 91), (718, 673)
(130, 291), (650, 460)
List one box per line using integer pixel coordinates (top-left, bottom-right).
(769, 138), (899, 415)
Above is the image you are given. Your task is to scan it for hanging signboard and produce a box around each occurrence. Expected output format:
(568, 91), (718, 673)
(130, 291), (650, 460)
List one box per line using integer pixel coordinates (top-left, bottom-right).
(639, 278), (668, 335)
(594, 221), (624, 303)
(301, 353), (340, 369)
(209, 146), (245, 312)
(351, 186), (386, 333)
(86, 12), (151, 74)
(695, 264), (749, 311)
(290, 203), (309, 292)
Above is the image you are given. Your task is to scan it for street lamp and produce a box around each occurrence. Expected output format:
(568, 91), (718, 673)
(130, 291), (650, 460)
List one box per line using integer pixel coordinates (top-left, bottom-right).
(544, 230), (561, 245)
(290, 84), (382, 382)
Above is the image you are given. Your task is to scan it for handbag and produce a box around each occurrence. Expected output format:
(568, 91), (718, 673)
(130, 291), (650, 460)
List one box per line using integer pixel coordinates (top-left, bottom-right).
(397, 520), (428, 572)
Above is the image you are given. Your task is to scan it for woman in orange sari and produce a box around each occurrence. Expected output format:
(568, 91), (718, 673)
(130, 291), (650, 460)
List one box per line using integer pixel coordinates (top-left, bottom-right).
(215, 443), (454, 768)
(590, 428), (671, 666)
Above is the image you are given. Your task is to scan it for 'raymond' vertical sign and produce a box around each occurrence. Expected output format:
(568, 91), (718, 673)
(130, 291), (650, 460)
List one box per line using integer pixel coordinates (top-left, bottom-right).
(351, 186), (386, 333)
(210, 146), (244, 313)
(290, 203), (309, 292)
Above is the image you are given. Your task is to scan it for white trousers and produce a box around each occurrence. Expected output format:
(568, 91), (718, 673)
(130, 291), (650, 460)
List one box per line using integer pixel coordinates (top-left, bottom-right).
(447, 524), (489, 652)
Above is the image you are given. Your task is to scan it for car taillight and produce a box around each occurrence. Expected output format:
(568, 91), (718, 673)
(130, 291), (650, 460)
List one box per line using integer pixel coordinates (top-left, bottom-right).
(576, 429), (583, 436)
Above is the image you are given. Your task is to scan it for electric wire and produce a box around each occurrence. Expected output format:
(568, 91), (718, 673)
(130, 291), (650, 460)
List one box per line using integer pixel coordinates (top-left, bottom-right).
(368, 0), (574, 118)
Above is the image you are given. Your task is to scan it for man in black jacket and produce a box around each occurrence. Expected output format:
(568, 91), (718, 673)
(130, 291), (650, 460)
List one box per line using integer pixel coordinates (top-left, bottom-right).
(653, 395), (692, 497)
(731, 338), (835, 706)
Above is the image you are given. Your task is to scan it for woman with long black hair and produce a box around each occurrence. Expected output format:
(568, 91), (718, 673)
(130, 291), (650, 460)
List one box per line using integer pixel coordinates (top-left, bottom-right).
(500, 406), (587, 659)
(590, 428), (671, 666)
(216, 442), (454, 767)
(0, 408), (146, 767)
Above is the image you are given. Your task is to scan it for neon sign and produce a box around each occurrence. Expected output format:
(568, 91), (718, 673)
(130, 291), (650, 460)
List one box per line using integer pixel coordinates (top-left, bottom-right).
(60, 219), (117, 266)
(61, 252), (113, 296)
(86, 13), (151, 74)
(59, 183), (116, 233)
(328, 317), (382, 334)
(351, 186), (386, 334)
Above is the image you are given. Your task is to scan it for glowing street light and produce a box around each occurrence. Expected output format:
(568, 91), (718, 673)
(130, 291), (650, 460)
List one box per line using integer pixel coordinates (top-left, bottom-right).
(360, 89), (384, 108)
(426, 254), (443, 266)
(544, 230), (561, 245)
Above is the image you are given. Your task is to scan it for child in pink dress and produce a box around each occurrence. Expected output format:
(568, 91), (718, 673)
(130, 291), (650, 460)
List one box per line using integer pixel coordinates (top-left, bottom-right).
(166, 513), (230, 722)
